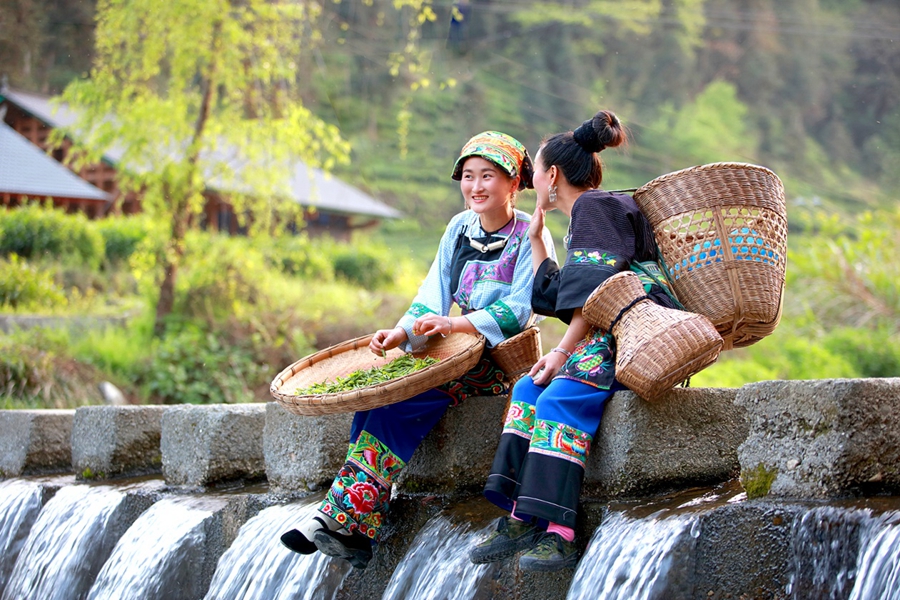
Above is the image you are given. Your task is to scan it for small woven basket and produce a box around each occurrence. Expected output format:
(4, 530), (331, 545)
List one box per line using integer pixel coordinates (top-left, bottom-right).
(270, 332), (485, 416)
(583, 271), (724, 402)
(633, 162), (787, 349)
(490, 326), (542, 384)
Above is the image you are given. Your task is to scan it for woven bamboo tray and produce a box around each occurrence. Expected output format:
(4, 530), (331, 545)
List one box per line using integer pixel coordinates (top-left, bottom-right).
(490, 326), (542, 384)
(633, 162), (787, 350)
(583, 271), (724, 401)
(270, 332), (485, 416)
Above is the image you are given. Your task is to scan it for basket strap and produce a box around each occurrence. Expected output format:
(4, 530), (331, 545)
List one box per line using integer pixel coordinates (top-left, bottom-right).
(631, 259), (685, 311)
(608, 295), (650, 333)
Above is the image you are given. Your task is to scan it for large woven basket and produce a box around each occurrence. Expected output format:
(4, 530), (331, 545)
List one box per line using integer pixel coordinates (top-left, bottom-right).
(270, 332), (485, 416)
(633, 162), (787, 349)
(583, 271), (724, 401)
(490, 326), (542, 384)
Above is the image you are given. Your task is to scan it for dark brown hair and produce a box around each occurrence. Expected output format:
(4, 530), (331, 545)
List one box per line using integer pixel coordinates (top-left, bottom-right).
(538, 109), (627, 189)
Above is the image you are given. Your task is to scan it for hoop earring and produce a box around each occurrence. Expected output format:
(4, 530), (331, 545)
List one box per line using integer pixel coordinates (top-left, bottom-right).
(548, 184), (558, 203)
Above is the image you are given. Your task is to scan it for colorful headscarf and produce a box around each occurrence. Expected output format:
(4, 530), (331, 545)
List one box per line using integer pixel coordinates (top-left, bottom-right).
(451, 131), (534, 190)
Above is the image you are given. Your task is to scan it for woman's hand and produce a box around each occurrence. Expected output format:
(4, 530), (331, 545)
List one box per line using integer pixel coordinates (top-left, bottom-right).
(412, 314), (453, 338)
(528, 349), (568, 386)
(369, 327), (408, 355)
(528, 204), (545, 241)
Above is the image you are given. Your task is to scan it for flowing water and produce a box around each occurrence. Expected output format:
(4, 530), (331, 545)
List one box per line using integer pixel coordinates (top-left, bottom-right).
(0, 479), (44, 589)
(85, 496), (218, 600)
(849, 513), (900, 600)
(567, 510), (697, 600)
(1, 484), (128, 600)
(382, 516), (493, 600)
(203, 501), (351, 600)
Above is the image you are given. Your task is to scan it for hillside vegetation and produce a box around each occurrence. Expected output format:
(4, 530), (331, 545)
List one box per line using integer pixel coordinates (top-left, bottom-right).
(1, 0), (898, 406)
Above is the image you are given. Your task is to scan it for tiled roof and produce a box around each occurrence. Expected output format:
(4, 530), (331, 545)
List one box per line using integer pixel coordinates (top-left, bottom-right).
(0, 121), (110, 201)
(0, 88), (400, 219)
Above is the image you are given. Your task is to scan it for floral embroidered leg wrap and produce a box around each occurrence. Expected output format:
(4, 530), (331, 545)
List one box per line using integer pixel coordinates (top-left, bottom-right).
(483, 395), (537, 512)
(319, 431), (405, 541)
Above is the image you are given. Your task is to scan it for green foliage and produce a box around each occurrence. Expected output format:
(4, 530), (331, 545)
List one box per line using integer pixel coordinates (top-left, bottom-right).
(0, 327), (102, 408)
(95, 215), (159, 264)
(0, 204), (104, 268)
(136, 325), (265, 404)
(258, 235), (334, 281)
(820, 327), (900, 378)
(332, 244), (397, 289)
(0, 255), (68, 310)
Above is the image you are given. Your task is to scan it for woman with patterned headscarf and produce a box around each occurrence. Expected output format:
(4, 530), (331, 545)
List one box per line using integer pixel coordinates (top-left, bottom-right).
(279, 131), (555, 569)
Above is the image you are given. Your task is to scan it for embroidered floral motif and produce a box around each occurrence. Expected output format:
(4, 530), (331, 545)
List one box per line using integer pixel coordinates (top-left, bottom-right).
(320, 431), (406, 540)
(529, 419), (593, 467)
(438, 355), (506, 405)
(557, 329), (616, 389)
(502, 399), (536, 439)
(454, 220), (528, 311)
(570, 249), (618, 267)
(406, 302), (437, 319)
(485, 300), (522, 338)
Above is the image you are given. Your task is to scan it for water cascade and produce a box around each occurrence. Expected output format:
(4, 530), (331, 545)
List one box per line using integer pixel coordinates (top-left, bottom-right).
(567, 511), (697, 600)
(0, 479), (44, 590)
(2, 484), (130, 600)
(203, 501), (351, 600)
(847, 512), (900, 600)
(382, 516), (492, 600)
(86, 496), (218, 600)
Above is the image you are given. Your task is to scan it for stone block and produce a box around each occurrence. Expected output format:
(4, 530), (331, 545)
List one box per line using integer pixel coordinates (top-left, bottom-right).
(161, 404), (266, 488)
(263, 401), (353, 494)
(585, 387), (748, 498)
(0, 409), (74, 477)
(71, 405), (166, 479)
(399, 395), (508, 495)
(736, 378), (900, 499)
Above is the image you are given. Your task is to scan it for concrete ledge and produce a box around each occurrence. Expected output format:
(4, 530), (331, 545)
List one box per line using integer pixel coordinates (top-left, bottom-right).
(72, 405), (166, 479)
(161, 404), (266, 488)
(586, 387), (748, 498)
(736, 378), (900, 499)
(0, 409), (75, 477)
(263, 402), (353, 494)
(399, 395), (508, 494)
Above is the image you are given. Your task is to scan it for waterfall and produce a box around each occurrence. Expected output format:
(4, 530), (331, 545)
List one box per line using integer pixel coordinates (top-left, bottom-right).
(787, 506), (900, 600)
(204, 501), (351, 600)
(566, 511), (696, 600)
(2, 484), (127, 600)
(382, 516), (493, 600)
(848, 512), (900, 600)
(0, 480), (44, 590)
(86, 496), (215, 600)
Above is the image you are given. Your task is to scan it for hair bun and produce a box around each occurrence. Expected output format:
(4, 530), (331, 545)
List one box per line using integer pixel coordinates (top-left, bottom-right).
(572, 119), (605, 153)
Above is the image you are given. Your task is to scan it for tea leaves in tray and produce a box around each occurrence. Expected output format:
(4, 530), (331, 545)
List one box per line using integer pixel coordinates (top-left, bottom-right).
(296, 353), (439, 395)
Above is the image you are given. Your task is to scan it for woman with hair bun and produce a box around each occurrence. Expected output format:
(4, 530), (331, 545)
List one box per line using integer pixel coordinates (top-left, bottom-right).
(471, 110), (676, 572)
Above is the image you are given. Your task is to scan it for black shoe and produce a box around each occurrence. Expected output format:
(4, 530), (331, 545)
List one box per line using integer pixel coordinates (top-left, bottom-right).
(518, 532), (579, 572)
(280, 516), (328, 555)
(470, 516), (541, 564)
(313, 528), (374, 569)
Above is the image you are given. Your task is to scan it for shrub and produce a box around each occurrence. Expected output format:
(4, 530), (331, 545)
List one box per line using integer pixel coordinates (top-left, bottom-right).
(333, 245), (395, 289)
(0, 204), (104, 268)
(0, 255), (67, 310)
(259, 235), (334, 280)
(820, 327), (900, 378)
(96, 215), (158, 264)
(137, 325), (265, 404)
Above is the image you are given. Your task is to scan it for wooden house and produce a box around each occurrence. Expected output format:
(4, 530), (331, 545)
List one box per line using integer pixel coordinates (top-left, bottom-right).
(0, 85), (401, 240)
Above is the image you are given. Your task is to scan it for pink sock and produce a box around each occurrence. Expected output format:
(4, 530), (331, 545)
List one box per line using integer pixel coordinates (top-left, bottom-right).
(547, 522), (575, 542)
(510, 501), (524, 522)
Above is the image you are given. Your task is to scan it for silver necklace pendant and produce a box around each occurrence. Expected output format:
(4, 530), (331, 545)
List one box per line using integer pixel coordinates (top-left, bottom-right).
(468, 236), (508, 253)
